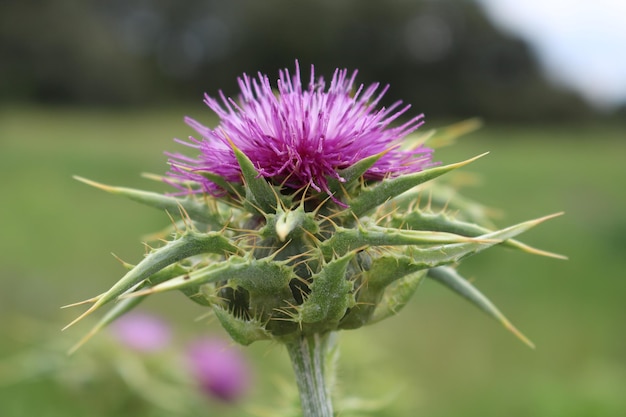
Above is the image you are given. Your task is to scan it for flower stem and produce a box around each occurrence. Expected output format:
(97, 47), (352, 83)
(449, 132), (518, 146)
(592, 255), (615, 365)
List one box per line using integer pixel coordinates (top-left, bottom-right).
(285, 333), (335, 417)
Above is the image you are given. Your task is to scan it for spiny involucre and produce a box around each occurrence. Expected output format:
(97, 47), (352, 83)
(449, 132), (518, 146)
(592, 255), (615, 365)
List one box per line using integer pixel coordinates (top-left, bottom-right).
(66, 63), (564, 351)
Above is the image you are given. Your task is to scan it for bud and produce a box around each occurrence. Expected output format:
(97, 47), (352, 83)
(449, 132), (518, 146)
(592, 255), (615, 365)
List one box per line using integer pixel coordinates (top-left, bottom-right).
(186, 338), (251, 403)
(110, 312), (171, 353)
(68, 62), (564, 417)
(68, 62), (563, 368)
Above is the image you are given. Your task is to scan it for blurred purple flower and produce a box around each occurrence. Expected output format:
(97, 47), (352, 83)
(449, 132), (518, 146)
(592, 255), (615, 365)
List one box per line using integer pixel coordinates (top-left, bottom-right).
(110, 312), (171, 352)
(186, 337), (251, 403)
(167, 62), (434, 196)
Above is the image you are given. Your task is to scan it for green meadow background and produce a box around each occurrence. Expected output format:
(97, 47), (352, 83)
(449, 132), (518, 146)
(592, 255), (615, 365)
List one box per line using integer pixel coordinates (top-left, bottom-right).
(1, 106), (625, 417)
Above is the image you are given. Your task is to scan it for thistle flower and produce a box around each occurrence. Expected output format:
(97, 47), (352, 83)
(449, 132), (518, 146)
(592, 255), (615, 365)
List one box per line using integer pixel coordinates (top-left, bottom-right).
(167, 62), (434, 197)
(186, 337), (251, 403)
(110, 312), (171, 353)
(69, 64), (563, 417)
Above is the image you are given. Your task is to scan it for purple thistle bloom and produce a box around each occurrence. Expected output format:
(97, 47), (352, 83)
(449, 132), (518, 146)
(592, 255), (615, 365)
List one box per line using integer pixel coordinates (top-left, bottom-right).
(167, 62), (434, 197)
(186, 337), (251, 403)
(110, 312), (171, 352)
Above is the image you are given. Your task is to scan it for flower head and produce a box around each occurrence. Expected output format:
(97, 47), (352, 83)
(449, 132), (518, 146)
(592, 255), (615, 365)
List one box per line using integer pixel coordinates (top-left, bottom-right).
(167, 62), (434, 197)
(110, 312), (171, 352)
(186, 337), (251, 403)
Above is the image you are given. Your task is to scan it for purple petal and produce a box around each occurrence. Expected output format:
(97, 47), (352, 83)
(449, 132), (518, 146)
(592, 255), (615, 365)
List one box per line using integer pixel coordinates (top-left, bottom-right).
(167, 62), (435, 196)
(110, 313), (171, 352)
(186, 337), (251, 403)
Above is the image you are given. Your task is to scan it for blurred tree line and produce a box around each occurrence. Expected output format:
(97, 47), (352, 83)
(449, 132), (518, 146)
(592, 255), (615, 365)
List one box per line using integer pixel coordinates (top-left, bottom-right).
(0, 0), (615, 122)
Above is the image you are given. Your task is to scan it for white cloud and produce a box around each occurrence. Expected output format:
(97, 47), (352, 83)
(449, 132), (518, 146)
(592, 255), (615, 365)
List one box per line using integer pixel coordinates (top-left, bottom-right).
(477, 0), (626, 109)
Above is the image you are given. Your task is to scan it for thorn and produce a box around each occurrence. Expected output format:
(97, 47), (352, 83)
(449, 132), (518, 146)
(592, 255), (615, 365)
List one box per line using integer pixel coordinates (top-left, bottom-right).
(512, 241), (568, 260)
(118, 287), (153, 300)
(193, 311), (215, 323)
(111, 253), (134, 269)
(318, 213), (339, 230)
(67, 327), (99, 355)
(464, 151), (489, 164)
(60, 294), (103, 309)
(243, 197), (268, 217)
(311, 192), (334, 217)
(164, 210), (181, 235)
(61, 303), (100, 331)
(535, 211), (565, 223)
(73, 176), (116, 192)
(140, 172), (166, 182)
(501, 318), (535, 350)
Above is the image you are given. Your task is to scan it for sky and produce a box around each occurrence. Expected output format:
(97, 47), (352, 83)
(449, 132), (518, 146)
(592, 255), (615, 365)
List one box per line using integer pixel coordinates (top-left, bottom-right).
(477, 0), (626, 110)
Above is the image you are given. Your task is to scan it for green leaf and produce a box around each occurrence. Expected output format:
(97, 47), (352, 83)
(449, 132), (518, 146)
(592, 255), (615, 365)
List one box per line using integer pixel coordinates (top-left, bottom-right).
(195, 170), (245, 196)
(121, 258), (244, 296)
(395, 210), (567, 259)
(365, 255), (427, 289)
(427, 266), (534, 348)
(325, 213), (561, 271)
(126, 257), (295, 309)
(229, 140), (284, 214)
(417, 183), (497, 227)
(343, 153), (488, 221)
(319, 224), (485, 260)
(74, 176), (224, 228)
(339, 256), (427, 329)
(212, 306), (272, 345)
(67, 263), (188, 353)
(63, 230), (240, 330)
(67, 296), (142, 354)
(369, 270), (426, 324)
(299, 252), (355, 325)
(326, 150), (388, 196)
(125, 256), (298, 334)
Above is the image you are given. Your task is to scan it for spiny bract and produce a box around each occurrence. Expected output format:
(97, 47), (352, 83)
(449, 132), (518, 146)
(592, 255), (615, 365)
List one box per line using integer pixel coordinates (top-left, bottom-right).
(66, 64), (563, 352)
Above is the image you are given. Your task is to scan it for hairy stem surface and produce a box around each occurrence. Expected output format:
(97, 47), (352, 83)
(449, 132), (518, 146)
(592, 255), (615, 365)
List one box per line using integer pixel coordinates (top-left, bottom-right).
(285, 333), (335, 417)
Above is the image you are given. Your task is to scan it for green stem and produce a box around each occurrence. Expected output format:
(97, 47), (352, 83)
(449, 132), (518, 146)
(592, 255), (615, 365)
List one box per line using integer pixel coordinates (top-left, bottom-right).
(285, 333), (334, 417)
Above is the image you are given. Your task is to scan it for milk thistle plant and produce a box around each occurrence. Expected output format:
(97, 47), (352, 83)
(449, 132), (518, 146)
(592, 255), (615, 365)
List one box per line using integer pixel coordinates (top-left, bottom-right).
(66, 63), (563, 417)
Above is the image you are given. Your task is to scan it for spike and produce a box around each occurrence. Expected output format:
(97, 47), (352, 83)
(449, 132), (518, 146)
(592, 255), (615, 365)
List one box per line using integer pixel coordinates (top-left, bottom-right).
(427, 266), (534, 348)
(67, 296), (144, 354)
(225, 136), (284, 214)
(326, 149), (391, 196)
(73, 176), (224, 228)
(63, 231), (240, 330)
(299, 252), (355, 326)
(396, 209), (567, 259)
(345, 153), (489, 221)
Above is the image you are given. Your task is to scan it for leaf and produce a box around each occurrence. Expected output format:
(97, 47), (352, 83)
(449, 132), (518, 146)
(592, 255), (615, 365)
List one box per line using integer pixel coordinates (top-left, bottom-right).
(67, 263), (188, 353)
(343, 153), (488, 221)
(369, 270), (426, 324)
(124, 256), (298, 329)
(326, 150), (389, 196)
(125, 257), (295, 308)
(396, 210), (567, 259)
(325, 213), (561, 271)
(194, 170), (245, 196)
(73, 176), (224, 228)
(228, 139), (285, 214)
(319, 224), (488, 261)
(299, 252), (355, 325)
(63, 231), (240, 330)
(339, 256), (428, 329)
(427, 266), (534, 348)
(212, 306), (272, 346)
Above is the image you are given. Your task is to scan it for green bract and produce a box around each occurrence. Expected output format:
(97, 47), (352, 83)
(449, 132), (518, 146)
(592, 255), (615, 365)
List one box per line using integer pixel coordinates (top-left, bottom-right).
(66, 125), (563, 354)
